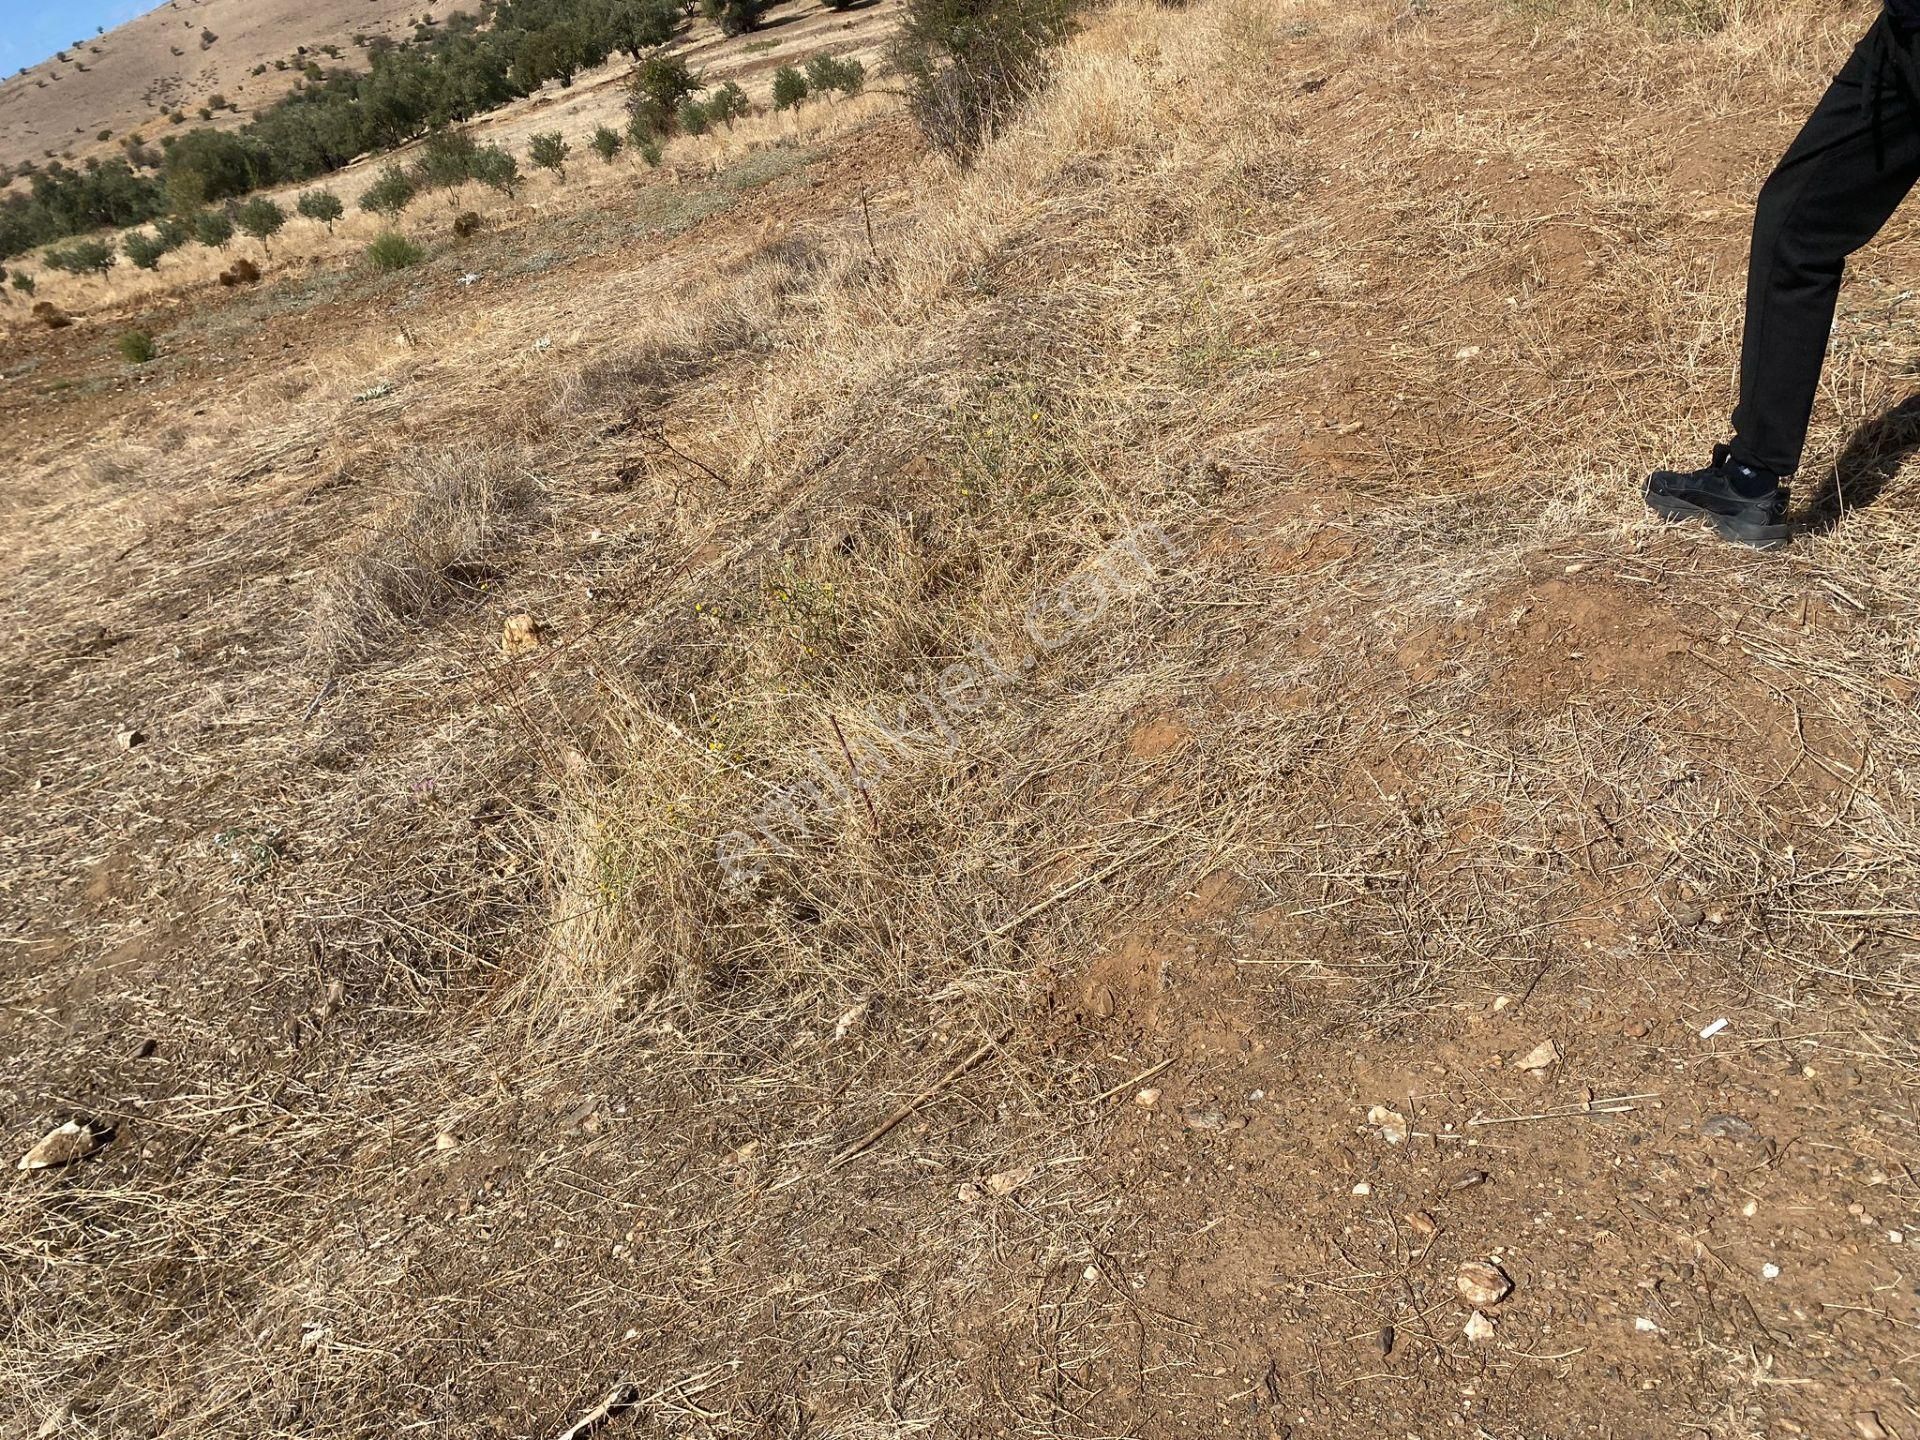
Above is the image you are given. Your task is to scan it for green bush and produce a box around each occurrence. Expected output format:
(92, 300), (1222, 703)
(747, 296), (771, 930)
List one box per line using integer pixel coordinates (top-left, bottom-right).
(297, 188), (345, 230)
(366, 231), (425, 270)
(360, 163), (418, 218)
(45, 239), (116, 276)
(10, 270), (34, 295)
(470, 144), (521, 196)
(628, 52), (700, 139)
(701, 0), (765, 35)
(528, 131), (570, 179)
(771, 65), (808, 112)
(234, 195), (287, 243)
(413, 127), (478, 191)
(676, 97), (712, 137)
(122, 230), (170, 270)
(591, 124), (624, 164)
(806, 53), (866, 98)
(892, 0), (1078, 164)
(118, 330), (155, 364)
(705, 79), (751, 126)
(155, 214), (194, 249)
(194, 209), (235, 248)
(633, 135), (663, 168)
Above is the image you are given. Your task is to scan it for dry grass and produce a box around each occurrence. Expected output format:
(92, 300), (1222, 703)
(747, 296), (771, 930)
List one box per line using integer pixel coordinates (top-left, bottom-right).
(7, 0), (1920, 1435)
(306, 445), (543, 666)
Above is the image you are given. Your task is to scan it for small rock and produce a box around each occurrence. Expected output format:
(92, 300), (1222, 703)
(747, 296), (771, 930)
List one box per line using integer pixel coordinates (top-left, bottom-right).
(1889, 1230), (1905, 1245)
(1634, 1315), (1662, 1333)
(1351, 1181), (1372, 1197)
(1462, 1310), (1496, 1342)
(434, 1132), (459, 1152)
(501, 613), (544, 658)
(1514, 1039), (1560, 1072)
(1701, 1114), (1759, 1143)
(1406, 1210), (1437, 1237)
(115, 727), (146, 750)
(986, 1164), (1037, 1197)
(1134, 1087), (1161, 1109)
(1761, 1262), (1781, 1279)
(1366, 1104), (1409, 1145)
(1853, 1411), (1892, 1440)
(1623, 1017), (1651, 1039)
(1449, 1169), (1488, 1192)
(832, 1000), (870, 1040)
(1377, 1324), (1395, 1356)
(19, 1120), (106, 1171)
(1455, 1260), (1513, 1308)
(1182, 1106), (1227, 1132)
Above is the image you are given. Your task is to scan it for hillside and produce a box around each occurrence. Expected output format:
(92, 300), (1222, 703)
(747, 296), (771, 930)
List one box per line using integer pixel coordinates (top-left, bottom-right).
(5, 0), (1920, 1437)
(0, 0), (428, 172)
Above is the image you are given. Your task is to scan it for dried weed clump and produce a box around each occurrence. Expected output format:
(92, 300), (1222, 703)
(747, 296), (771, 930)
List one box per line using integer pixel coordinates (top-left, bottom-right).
(307, 445), (541, 665)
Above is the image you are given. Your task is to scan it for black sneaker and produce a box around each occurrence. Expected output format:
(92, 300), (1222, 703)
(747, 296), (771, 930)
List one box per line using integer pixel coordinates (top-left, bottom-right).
(1645, 445), (1791, 550)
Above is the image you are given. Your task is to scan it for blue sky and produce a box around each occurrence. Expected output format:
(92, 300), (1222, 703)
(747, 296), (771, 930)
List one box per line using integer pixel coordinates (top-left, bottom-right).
(0, 0), (153, 75)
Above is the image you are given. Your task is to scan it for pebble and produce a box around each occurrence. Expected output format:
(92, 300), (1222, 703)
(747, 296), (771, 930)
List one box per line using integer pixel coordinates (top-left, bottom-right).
(18, 1121), (106, 1172)
(1854, 1412), (1891, 1440)
(1514, 1039), (1559, 1072)
(1761, 1262), (1781, 1279)
(1352, 1181), (1372, 1197)
(1455, 1260), (1513, 1308)
(1462, 1311), (1496, 1342)
(1134, 1088), (1161, 1108)
(1366, 1104), (1409, 1145)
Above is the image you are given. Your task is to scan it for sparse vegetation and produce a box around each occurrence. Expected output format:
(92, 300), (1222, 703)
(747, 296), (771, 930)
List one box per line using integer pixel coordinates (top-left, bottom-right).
(591, 124), (624, 164)
(365, 230), (426, 270)
(360, 163), (419, 218)
(470, 143), (521, 197)
(771, 65), (809, 111)
(121, 228), (172, 269)
(806, 53), (867, 98)
(10, 269), (33, 295)
(296, 187), (345, 231)
(117, 329), (155, 364)
(43, 237), (116, 275)
(193, 208), (234, 248)
(627, 50), (701, 141)
(893, 0), (1080, 163)
(528, 130), (570, 179)
(413, 127), (479, 193)
(233, 195), (286, 244)
(701, 0), (767, 35)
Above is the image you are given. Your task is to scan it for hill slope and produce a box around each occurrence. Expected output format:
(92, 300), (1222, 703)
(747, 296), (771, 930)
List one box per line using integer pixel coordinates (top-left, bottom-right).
(4, 1), (1920, 1437)
(0, 0), (426, 171)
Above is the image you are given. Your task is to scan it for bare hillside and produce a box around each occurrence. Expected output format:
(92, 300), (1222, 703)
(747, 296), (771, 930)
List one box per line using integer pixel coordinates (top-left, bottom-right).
(0, 0), (429, 171)
(5, 1), (1920, 1437)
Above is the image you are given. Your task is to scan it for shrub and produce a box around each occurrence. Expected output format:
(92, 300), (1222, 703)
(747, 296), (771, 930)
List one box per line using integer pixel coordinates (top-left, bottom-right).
(218, 257), (261, 285)
(771, 65), (808, 112)
(676, 97), (712, 137)
(10, 270), (34, 295)
(45, 239), (116, 276)
(528, 131), (570, 179)
(122, 230), (170, 269)
(194, 208), (235, 248)
(892, 0), (1078, 164)
(470, 144), (520, 197)
(806, 53), (866, 98)
(701, 0), (765, 35)
(413, 127), (478, 191)
(360, 163), (418, 218)
(297, 188), (345, 230)
(452, 210), (483, 238)
(633, 135), (663, 168)
(97, 128), (113, 142)
(366, 231), (425, 270)
(591, 124), (623, 164)
(155, 214), (194, 249)
(118, 329), (155, 364)
(705, 79), (751, 126)
(627, 52), (699, 138)
(234, 195), (287, 243)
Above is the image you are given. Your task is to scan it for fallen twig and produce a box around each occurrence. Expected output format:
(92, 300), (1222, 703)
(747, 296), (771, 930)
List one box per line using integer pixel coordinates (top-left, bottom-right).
(829, 1028), (1011, 1168)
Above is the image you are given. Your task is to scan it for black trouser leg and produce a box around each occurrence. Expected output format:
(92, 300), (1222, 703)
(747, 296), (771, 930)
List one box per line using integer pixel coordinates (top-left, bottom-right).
(1732, 20), (1920, 477)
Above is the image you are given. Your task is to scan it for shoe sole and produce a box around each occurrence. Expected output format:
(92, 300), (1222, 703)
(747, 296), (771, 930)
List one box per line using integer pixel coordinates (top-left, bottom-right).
(1645, 489), (1792, 551)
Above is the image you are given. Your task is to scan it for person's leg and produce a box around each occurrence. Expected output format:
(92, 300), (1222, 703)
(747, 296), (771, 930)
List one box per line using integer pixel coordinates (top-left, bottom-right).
(1732, 20), (1920, 477)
